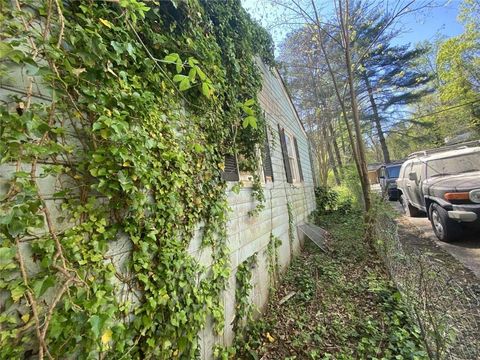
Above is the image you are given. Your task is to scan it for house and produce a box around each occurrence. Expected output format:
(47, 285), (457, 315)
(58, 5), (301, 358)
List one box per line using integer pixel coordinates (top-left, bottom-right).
(179, 60), (316, 357)
(0, 30), (315, 360)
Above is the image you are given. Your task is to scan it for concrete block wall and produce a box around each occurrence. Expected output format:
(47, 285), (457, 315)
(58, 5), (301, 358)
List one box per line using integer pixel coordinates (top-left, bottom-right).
(198, 61), (316, 357)
(0, 59), (316, 358)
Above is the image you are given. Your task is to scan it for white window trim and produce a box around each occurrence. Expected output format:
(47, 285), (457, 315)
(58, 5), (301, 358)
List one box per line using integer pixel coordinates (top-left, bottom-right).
(238, 147), (269, 187)
(284, 130), (300, 183)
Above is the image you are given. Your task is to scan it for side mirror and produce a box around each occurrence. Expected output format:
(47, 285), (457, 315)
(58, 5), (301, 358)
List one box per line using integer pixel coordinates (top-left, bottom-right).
(408, 172), (417, 181)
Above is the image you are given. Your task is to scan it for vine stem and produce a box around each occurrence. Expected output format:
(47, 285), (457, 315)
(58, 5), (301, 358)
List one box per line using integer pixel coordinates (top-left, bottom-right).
(15, 238), (47, 360)
(53, 0), (65, 48)
(13, 0), (39, 57)
(40, 277), (74, 341)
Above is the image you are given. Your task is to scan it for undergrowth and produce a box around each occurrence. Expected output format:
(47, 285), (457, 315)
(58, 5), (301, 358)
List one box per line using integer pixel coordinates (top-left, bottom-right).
(232, 197), (427, 360)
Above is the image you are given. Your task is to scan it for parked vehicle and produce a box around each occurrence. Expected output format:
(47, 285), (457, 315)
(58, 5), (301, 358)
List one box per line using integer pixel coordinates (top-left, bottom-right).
(379, 162), (403, 201)
(396, 141), (480, 242)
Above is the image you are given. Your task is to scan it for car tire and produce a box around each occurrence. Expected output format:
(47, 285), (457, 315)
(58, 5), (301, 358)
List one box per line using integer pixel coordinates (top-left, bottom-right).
(430, 203), (462, 242)
(400, 194), (421, 217)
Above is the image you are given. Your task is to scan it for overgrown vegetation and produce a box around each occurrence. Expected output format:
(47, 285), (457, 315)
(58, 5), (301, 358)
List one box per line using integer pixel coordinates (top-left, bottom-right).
(0, 0), (273, 358)
(233, 189), (426, 359)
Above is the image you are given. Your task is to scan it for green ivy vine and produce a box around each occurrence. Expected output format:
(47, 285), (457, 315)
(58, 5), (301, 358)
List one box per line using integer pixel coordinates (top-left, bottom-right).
(0, 0), (273, 358)
(266, 233), (282, 288)
(287, 201), (295, 257)
(233, 253), (256, 333)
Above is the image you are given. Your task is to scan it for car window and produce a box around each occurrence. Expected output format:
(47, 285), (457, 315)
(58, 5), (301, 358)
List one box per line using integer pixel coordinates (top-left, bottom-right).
(386, 165), (401, 179)
(401, 162), (412, 179)
(411, 162), (423, 181)
(426, 151), (480, 178)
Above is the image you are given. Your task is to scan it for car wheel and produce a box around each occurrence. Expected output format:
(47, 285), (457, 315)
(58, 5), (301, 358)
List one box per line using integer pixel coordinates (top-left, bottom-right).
(400, 194), (420, 217)
(430, 203), (462, 242)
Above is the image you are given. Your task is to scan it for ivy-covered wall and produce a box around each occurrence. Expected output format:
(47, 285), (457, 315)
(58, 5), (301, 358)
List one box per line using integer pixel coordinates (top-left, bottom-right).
(0, 0), (314, 359)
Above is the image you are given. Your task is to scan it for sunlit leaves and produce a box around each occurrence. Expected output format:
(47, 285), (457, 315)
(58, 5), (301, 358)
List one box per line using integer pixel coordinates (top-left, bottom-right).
(0, 0), (272, 357)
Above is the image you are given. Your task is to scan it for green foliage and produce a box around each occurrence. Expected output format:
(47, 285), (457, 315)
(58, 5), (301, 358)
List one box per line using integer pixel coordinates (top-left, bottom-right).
(0, 0), (273, 358)
(437, 0), (480, 130)
(286, 201), (295, 255)
(233, 207), (426, 359)
(266, 233), (282, 288)
(234, 254), (257, 332)
(313, 186), (353, 216)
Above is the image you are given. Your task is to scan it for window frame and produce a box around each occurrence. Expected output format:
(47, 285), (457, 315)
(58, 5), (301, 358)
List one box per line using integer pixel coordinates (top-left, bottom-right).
(284, 130), (300, 183)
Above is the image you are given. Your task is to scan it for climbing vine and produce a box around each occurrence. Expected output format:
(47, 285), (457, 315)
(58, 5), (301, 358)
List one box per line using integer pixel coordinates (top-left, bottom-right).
(233, 253), (257, 333)
(287, 201), (295, 256)
(266, 233), (282, 288)
(0, 0), (273, 358)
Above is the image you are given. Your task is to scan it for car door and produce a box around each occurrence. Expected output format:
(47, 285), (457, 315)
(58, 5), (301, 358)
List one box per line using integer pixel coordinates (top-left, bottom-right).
(407, 162), (424, 209)
(379, 166), (387, 190)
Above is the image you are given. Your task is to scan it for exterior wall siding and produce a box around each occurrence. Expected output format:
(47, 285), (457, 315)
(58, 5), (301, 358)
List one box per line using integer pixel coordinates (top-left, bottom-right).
(201, 60), (316, 358)
(0, 59), (316, 359)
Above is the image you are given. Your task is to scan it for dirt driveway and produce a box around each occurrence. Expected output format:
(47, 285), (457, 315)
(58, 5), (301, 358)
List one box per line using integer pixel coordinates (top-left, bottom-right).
(390, 200), (480, 278)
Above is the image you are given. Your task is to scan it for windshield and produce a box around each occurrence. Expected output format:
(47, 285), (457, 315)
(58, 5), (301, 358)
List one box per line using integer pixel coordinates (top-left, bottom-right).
(386, 165), (401, 179)
(426, 152), (480, 178)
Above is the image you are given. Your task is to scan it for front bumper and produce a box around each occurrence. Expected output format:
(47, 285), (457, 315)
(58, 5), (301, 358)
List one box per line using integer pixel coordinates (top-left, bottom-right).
(448, 204), (480, 223)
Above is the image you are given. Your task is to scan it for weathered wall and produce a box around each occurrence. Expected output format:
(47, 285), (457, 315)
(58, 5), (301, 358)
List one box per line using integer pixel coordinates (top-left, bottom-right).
(0, 59), (316, 358)
(200, 61), (316, 357)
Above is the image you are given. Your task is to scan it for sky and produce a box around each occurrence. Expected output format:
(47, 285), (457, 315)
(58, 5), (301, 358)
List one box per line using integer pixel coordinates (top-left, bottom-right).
(242, 0), (465, 53)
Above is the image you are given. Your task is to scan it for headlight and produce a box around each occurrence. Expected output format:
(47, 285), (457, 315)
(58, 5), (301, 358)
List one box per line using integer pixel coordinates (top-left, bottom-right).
(470, 189), (480, 203)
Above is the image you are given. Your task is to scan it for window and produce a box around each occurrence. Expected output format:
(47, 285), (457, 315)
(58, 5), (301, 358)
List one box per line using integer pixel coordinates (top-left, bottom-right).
(262, 131), (274, 182)
(278, 124), (304, 184)
(386, 165), (401, 179)
(285, 132), (299, 182)
(411, 162), (423, 182)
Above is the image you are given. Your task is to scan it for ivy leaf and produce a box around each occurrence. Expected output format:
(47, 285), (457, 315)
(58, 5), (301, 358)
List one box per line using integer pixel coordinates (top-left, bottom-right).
(242, 105), (254, 116)
(164, 53), (179, 63)
(89, 314), (107, 337)
(188, 67), (197, 81)
(179, 78), (190, 91)
(242, 116), (257, 129)
(32, 276), (55, 298)
(0, 42), (24, 63)
(187, 57), (199, 67)
(201, 82), (211, 98)
(244, 99), (255, 107)
(176, 60), (183, 74)
(196, 67), (207, 81)
(11, 285), (26, 302)
(101, 329), (113, 344)
(0, 42), (14, 58)
(21, 313), (30, 324)
(173, 74), (187, 83)
(0, 247), (16, 271)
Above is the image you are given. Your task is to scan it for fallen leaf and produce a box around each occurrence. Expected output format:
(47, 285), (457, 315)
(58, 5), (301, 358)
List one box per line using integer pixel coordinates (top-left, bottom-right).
(72, 68), (86, 77)
(265, 332), (275, 343)
(21, 313), (30, 323)
(99, 18), (113, 28)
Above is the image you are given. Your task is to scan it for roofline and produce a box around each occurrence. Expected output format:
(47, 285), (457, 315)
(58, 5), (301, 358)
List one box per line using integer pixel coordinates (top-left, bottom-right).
(272, 66), (308, 139)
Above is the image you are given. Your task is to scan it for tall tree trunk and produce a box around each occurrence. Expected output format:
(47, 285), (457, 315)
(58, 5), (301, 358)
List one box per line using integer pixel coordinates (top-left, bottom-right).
(339, 0), (372, 216)
(337, 118), (347, 156)
(311, 1), (365, 193)
(329, 122), (343, 170)
(362, 71), (391, 163)
(323, 125), (341, 185)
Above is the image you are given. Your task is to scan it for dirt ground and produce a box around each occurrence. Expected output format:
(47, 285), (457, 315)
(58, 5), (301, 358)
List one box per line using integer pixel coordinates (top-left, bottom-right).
(391, 200), (480, 278)
(233, 211), (427, 360)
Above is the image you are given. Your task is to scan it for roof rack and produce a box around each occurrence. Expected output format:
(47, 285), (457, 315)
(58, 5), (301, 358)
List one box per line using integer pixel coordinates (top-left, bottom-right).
(407, 139), (480, 159)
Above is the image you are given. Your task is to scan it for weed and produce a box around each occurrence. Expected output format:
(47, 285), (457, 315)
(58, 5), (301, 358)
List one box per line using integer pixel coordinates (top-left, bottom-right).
(232, 207), (427, 359)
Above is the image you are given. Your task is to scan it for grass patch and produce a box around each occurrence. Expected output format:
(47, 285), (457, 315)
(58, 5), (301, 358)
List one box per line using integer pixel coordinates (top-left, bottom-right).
(231, 209), (427, 360)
